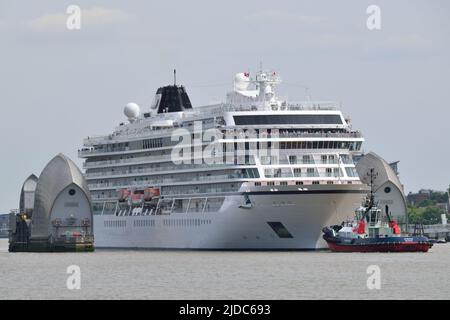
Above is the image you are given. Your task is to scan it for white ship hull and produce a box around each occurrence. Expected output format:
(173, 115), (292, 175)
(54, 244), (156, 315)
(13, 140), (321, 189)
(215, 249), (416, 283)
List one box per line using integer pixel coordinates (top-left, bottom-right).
(93, 185), (367, 250)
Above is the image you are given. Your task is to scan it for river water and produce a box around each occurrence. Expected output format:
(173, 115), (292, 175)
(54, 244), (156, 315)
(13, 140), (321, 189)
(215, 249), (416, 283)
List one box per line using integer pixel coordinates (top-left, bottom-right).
(0, 239), (448, 300)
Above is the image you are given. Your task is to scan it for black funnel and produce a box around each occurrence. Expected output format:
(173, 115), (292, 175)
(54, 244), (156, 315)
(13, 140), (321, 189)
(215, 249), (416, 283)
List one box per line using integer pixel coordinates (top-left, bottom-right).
(155, 85), (192, 114)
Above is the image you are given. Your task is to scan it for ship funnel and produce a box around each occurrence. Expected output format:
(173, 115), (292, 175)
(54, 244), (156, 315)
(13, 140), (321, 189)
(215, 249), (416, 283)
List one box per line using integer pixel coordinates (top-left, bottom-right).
(151, 85), (193, 114)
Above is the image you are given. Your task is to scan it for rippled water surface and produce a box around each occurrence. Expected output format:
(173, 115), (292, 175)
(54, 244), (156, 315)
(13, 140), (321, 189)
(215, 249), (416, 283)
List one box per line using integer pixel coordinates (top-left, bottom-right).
(0, 239), (448, 299)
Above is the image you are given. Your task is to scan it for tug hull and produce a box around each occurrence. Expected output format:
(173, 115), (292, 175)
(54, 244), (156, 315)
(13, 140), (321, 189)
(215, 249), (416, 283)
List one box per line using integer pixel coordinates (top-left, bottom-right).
(323, 231), (432, 253)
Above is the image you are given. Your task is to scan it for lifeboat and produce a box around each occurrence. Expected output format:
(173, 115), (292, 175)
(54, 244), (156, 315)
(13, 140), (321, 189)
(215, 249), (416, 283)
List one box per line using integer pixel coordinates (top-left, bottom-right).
(117, 188), (130, 202)
(131, 190), (144, 205)
(144, 187), (160, 201)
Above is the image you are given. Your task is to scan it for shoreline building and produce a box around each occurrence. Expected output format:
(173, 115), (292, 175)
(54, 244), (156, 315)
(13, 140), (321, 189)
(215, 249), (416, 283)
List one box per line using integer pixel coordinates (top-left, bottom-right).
(0, 214), (9, 238)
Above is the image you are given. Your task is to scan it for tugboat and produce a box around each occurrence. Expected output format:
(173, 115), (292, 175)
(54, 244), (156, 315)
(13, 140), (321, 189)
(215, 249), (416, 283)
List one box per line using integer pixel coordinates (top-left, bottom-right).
(322, 169), (433, 253)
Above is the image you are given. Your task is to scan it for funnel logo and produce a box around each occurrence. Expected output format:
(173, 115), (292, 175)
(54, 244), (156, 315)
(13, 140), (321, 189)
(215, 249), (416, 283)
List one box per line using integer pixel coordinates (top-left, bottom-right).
(66, 265), (81, 290)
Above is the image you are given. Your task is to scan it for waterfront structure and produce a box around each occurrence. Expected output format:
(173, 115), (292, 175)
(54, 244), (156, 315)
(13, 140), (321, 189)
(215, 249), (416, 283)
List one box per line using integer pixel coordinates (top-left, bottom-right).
(19, 174), (38, 216)
(9, 154), (94, 252)
(355, 152), (407, 225)
(0, 214), (9, 238)
(79, 70), (368, 249)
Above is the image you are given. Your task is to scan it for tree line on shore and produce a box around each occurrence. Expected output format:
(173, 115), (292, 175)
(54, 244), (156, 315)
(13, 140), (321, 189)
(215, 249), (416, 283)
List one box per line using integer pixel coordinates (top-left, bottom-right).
(407, 186), (450, 225)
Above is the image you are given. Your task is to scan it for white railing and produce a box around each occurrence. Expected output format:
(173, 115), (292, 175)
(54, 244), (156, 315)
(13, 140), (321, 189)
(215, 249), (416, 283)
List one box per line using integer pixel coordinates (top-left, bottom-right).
(83, 152), (242, 168)
(83, 154), (173, 168)
(220, 101), (338, 112)
(88, 174), (246, 189)
(85, 163), (243, 179)
(278, 131), (362, 139)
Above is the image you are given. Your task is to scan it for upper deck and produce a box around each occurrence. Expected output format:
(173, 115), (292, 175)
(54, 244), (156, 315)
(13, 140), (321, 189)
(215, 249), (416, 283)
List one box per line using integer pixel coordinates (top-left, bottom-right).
(81, 102), (349, 144)
(79, 70), (363, 158)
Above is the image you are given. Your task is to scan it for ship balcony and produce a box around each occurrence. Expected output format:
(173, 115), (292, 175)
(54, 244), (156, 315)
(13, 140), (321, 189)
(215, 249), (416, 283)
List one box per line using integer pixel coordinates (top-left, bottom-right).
(82, 152), (240, 169)
(87, 173), (248, 190)
(79, 147), (131, 157)
(219, 131), (363, 140)
(82, 122), (218, 147)
(277, 131), (363, 139)
(85, 163), (252, 179)
(220, 101), (339, 112)
(79, 140), (215, 158)
(83, 154), (173, 168)
(260, 158), (340, 165)
(260, 155), (356, 166)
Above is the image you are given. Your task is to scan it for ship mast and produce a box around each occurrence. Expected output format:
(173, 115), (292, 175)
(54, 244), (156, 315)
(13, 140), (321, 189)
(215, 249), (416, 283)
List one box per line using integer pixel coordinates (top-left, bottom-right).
(362, 168), (378, 220)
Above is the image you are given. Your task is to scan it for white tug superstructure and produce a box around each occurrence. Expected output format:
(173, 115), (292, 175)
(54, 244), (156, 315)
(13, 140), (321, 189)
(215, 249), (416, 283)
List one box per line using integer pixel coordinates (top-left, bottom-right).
(79, 70), (368, 249)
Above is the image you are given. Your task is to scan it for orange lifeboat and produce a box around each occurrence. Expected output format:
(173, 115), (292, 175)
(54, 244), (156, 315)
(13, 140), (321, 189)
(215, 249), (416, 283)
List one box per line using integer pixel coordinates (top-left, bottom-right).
(117, 188), (130, 202)
(144, 187), (160, 201)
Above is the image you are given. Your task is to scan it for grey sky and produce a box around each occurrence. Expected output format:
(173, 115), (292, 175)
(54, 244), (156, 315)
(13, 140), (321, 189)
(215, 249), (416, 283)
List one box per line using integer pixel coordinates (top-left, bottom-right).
(1, 0), (449, 213)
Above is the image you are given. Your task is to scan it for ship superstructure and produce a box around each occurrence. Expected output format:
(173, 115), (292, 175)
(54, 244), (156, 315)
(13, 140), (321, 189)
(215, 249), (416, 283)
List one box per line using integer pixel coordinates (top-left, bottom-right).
(79, 70), (368, 249)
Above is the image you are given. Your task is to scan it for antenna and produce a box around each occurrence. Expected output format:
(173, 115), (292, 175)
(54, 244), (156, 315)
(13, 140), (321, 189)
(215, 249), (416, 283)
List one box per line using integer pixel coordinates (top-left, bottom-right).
(174, 69), (177, 86)
(367, 168), (378, 199)
(361, 168), (378, 221)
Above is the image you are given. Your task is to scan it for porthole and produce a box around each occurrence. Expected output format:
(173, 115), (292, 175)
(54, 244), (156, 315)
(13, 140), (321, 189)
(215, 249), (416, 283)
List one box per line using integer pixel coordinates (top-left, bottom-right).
(384, 187), (391, 194)
(69, 189), (76, 196)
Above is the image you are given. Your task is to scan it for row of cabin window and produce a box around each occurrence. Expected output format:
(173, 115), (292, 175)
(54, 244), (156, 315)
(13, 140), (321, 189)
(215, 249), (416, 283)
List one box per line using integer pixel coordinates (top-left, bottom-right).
(280, 141), (361, 150)
(163, 219), (211, 227)
(104, 220), (126, 227)
(143, 138), (163, 149)
(254, 181), (353, 186)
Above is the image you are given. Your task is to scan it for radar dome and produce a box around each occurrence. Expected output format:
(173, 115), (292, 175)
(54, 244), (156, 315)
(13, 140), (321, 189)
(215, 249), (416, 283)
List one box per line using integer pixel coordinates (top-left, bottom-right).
(124, 102), (140, 122)
(234, 73), (250, 91)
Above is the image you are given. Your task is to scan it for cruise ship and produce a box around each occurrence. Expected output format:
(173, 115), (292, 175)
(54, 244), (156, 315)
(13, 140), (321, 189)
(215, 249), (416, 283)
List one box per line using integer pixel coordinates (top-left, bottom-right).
(79, 69), (368, 249)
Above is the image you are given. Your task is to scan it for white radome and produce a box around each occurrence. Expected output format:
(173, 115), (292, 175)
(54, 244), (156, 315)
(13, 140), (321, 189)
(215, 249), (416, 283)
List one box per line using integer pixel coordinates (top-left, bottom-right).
(124, 102), (140, 122)
(234, 73), (250, 91)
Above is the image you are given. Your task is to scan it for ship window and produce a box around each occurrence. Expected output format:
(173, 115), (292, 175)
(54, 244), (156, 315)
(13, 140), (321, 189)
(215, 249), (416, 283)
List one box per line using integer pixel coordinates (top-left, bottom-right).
(233, 115), (343, 125)
(69, 189), (76, 196)
(302, 155), (311, 163)
(384, 187), (391, 193)
(307, 168), (316, 177)
(333, 168), (341, 177)
(345, 167), (358, 177)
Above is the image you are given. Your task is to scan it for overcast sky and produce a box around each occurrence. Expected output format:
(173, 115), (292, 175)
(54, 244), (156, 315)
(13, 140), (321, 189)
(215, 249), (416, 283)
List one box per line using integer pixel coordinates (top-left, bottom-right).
(0, 1), (449, 213)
